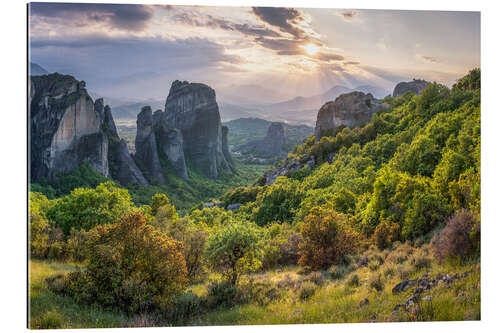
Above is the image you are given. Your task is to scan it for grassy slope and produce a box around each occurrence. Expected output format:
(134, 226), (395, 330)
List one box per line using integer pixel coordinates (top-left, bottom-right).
(30, 243), (480, 328)
(29, 260), (127, 329)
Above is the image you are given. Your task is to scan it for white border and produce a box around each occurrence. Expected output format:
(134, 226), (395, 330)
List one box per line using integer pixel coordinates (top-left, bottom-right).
(1, 0), (498, 332)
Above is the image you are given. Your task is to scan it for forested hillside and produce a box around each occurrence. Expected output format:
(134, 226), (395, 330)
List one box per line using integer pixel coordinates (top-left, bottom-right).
(29, 69), (480, 328)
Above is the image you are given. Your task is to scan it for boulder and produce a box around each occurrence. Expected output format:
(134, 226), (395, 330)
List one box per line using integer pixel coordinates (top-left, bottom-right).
(392, 79), (430, 97)
(314, 91), (386, 140)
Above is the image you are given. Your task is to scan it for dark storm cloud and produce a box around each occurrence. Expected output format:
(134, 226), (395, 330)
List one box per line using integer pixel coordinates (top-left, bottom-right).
(171, 12), (280, 38)
(29, 3), (153, 31)
(251, 7), (305, 38)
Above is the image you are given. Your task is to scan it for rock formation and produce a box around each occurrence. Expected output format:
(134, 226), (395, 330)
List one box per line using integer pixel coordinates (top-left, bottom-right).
(30, 73), (109, 181)
(134, 106), (166, 184)
(236, 122), (287, 157)
(153, 110), (188, 179)
(162, 80), (232, 179)
(314, 91), (386, 140)
(392, 79), (430, 98)
(29, 73), (149, 186)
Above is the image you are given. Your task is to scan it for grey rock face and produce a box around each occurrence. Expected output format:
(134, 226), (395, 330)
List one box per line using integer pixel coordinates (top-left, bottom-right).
(392, 79), (430, 98)
(135, 106), (166, 184)
(110, 139), (149, 186)
(259, 155), (315, 185)
(236, 122), (287, 157)
(164, 80), (231, 178)
(30, 73), (109, 181)
(314, 91), (386, 140)
(154, 117), (188, 179)
(221, 125), (234, 167)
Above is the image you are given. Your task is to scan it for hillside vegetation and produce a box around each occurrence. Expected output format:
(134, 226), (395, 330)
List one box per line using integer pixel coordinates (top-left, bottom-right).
(28, 69), (481, 328)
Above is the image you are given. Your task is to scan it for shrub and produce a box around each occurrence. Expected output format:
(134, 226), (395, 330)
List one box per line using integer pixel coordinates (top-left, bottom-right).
(165, 292), (205, 325)
(346, 274), (360, 287)
(238, 279), (281, 306)
(61, 212), (188, 313)
(278, 232), (302, 265)
(205, 221), (263, 285)
(368, 273), (384, 291)
(305, 271), (325, 286)
(32, 311), (62, 329)
(373, 220), (400, 249)
(328, 264), (354, 280)
(298, 281), (317, 301)
(433, 210), (480, 263)
(397, 262), (416, 280)
(411, 252), (432, 270)
(65, 228), (89, 262)
(382, 264), (396, 278)
(206, 282), (238, 309)
(368, 260), (380, 271)
(298, 208), (358, 270)
(46, 182), (134, 235)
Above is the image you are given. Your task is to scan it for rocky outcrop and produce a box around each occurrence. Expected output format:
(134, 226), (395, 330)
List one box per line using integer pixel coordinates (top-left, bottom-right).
(164, 80), (232, 179)
(258, 155), (316, 185)
(30, 73), (109, 181)
(236, 122), (287, 157)
(221, 126), (234, 167)
(392, 79), (430, 98)
(154, 111), (188, 179)
(29, 73), (149, 186)
(135, 106), (166, 184)
(314, 91), (386, 140)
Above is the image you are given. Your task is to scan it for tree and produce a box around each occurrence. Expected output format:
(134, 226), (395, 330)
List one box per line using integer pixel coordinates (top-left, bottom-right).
(298, 208), (358, 270)
(205, 221), (263, 285)
(46, 181), (134, 235)
(64, 212), (188, 313)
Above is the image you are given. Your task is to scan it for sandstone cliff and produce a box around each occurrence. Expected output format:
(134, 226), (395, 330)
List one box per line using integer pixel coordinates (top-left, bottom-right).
(392, 79), (430, 97)
(314, 91), (386, 140)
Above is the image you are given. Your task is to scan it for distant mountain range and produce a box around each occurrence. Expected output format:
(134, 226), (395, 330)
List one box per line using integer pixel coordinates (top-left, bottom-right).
(29, 62), (49, 76)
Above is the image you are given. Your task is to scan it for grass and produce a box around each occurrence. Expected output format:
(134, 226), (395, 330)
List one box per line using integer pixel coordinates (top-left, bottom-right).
(29, 260), (127, 329)
(29, 243), (480, 328)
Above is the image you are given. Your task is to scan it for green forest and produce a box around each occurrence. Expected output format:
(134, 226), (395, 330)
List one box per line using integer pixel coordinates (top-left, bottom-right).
(29, 69), (480, 328)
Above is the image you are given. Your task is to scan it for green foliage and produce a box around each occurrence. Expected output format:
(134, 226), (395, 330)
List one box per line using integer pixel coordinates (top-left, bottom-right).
(298, 208), (358, 270)
(251, 177), (304, 226)
(62, 212), (188, 313)
(205, 221), (263, 284)
(221, 186), (262, 207)
(47, 181), (134, 235)
(31, 162), (109, 199)
(453, 68), (480, 92)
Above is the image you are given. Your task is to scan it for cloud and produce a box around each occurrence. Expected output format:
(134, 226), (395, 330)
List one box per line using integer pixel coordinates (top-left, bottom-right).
(29, 3), (153, 31)
(171, 12), (280, 38)
(343, 61), (360, 66)
(30, 35), (243, 96)
(417, 54), (440, 64)
(251, 7), (306, 38)
(339, 10), (358, 20)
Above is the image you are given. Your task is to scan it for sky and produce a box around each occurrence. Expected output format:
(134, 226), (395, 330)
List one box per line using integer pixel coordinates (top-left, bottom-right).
(28, 3), (480, 103)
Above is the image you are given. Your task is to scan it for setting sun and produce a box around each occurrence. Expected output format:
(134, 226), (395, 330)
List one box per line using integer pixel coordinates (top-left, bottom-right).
(301, 43), (320, 55)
